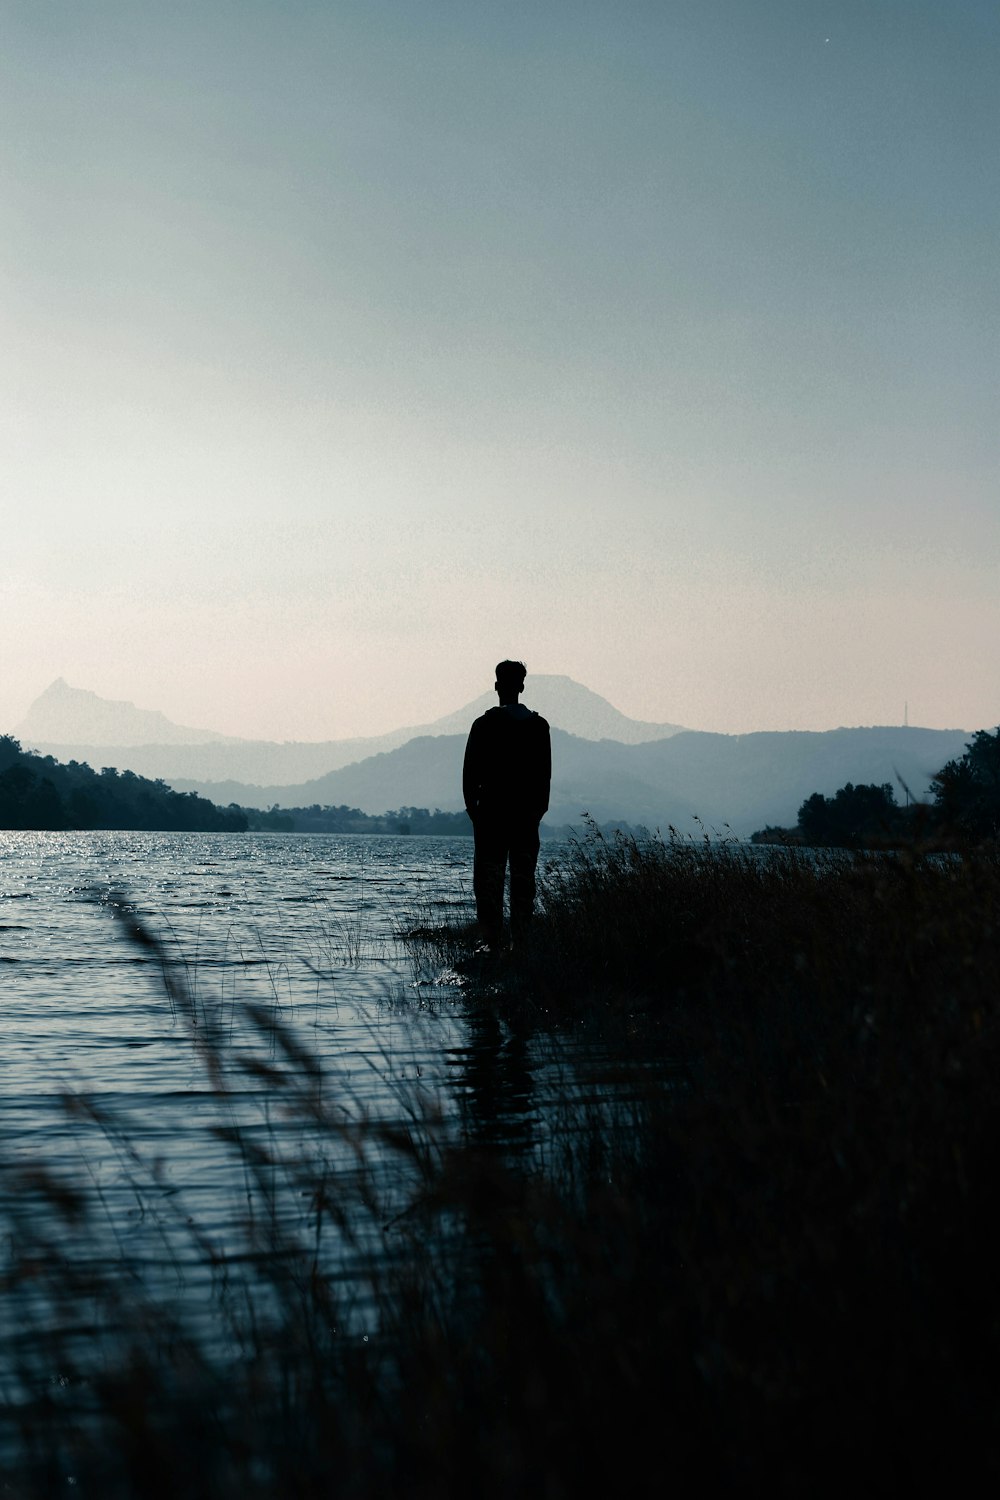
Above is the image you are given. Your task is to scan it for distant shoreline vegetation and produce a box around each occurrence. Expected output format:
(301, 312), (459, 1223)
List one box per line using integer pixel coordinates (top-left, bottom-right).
(0, 736), (247, 833)
(242, 804), (474, 836)
(0, 738), (644, 840)
(241, 803), (650, 841)
(750, 727), (1000, 849)
(5, 726), (998, 846)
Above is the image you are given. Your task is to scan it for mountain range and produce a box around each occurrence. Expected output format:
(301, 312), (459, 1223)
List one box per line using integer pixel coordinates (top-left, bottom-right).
(14, 676), (684, 782)
(173, 726), (969, 837)
(15, 678), (240, 747)
(11, 677), (973, 837)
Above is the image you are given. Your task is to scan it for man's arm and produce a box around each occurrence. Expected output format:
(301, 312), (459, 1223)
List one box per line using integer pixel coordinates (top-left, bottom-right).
(533, 719), (551, 821)
(542, 723), (551, 815)
(463, 720), (482, 817)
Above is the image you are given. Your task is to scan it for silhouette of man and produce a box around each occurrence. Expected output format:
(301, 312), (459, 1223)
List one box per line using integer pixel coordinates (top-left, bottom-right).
(463, 660), (551, 950)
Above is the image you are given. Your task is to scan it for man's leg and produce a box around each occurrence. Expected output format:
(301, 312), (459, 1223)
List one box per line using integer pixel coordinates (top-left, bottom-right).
(473, 817), (507, 949)
(508, 819), (541, 941)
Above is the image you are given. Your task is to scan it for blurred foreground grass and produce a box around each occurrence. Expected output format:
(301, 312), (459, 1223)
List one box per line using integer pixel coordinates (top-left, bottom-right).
(4, 830), (1000, 1495)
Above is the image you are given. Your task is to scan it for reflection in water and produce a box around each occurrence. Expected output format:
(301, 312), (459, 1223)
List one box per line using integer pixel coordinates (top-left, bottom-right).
(447, 1005), (537, 1158)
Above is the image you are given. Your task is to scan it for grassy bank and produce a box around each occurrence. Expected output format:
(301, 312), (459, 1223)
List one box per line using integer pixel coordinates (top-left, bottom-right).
(4, 834), (1000, 1494)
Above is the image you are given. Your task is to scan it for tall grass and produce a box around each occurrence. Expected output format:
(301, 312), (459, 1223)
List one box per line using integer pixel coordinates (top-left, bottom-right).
(3, 833), (1000, 1495)
(408, 826), (1000, 1486)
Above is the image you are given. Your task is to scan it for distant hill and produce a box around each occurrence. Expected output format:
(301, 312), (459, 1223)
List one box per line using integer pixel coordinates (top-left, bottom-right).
(0, 736), (246, 832)
(409, 676), (684, 744)
(17, 675), (685, 784)
(169, 725), (972, 838)
(16, 678), (239, 748)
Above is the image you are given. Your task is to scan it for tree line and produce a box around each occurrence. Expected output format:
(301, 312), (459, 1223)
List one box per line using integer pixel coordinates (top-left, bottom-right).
(242, 804), (473, 835)
(242, 806), (651, 839)
(0, 737), (247, 832)
(752, 727), (1000, 848)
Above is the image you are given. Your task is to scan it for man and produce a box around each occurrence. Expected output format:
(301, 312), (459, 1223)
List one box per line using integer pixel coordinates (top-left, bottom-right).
(463, 660), (551, 950)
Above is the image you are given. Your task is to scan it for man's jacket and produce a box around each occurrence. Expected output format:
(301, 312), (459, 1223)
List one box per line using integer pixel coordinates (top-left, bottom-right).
(463, 704), (551, 824)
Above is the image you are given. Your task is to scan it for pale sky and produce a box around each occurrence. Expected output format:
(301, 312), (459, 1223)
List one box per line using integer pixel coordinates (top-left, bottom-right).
(3, 0), (997, 741)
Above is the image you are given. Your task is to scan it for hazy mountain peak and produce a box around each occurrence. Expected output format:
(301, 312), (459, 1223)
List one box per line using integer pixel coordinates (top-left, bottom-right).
(15, 679), (238, 748)
(415, 674), (685, 744)
(14, 673), (684, 777)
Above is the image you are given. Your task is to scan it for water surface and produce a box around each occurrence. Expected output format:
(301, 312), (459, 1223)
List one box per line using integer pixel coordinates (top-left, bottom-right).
(0, 829), (666, 1428)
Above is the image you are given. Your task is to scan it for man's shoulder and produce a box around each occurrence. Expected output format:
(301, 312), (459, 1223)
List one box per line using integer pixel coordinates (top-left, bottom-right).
(500, 706), (550, 726)
(467, 709), (498, 738)
(470, 706), (550, 731)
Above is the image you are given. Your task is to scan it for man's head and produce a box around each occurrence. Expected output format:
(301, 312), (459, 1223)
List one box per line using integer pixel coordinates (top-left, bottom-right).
(494, 660), (526, 705)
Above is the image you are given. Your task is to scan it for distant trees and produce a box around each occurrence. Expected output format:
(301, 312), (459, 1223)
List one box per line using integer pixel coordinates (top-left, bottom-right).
(750, 724), (1000, 849)
(796, 782), (904, 849)
(241, 803), (473, 836)
(386, 807), (473, 836)
(0, 737), (247, 832)
(0, 742), (477, 838)
(749, 781), (914, 849)
(930, 728), (1000, 840)
(0, 758), (64, 830)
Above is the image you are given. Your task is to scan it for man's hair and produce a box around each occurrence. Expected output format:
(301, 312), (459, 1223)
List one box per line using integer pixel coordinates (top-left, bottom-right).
(495, 659), (526, 688)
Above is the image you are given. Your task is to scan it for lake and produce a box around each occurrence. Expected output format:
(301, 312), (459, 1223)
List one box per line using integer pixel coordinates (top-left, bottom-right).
(0, 829), (481, 1118)
(1, 830), (653, 1426)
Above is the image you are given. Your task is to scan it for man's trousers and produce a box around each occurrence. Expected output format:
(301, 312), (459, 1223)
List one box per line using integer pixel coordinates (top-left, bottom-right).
(472, 814), (541, 945)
